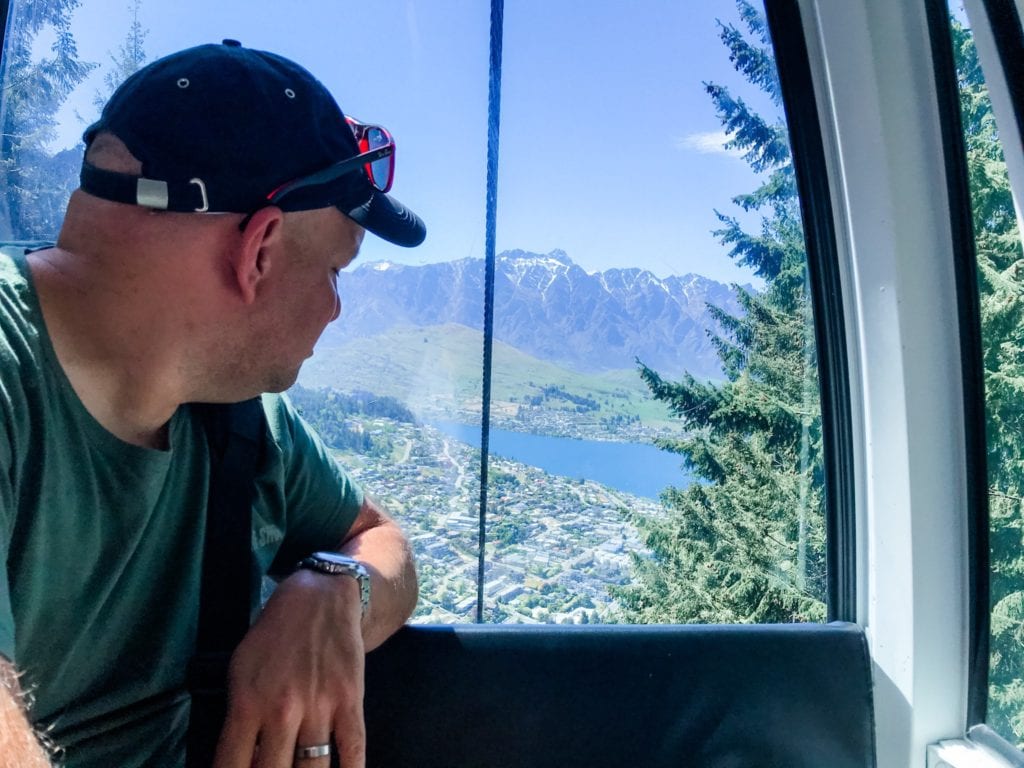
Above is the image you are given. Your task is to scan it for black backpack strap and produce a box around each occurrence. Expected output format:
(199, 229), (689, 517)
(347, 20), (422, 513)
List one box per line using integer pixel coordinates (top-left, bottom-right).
(186, 397), (266, 768)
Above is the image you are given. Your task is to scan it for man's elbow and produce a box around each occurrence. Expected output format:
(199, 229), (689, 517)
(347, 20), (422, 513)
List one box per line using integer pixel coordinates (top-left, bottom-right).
(397, 532), (420, 622)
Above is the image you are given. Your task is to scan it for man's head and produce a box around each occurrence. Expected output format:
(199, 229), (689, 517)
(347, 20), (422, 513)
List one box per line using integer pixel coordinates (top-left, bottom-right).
(80, 39), (425, 247)
(62, 41), (424, 401)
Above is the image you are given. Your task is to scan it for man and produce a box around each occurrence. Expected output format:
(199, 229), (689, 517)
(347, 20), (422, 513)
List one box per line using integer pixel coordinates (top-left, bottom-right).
(0, 41), (423, 767)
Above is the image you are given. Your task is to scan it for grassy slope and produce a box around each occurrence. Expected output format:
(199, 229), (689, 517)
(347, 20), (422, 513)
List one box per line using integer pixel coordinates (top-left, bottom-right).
(299, 323), (678, 427)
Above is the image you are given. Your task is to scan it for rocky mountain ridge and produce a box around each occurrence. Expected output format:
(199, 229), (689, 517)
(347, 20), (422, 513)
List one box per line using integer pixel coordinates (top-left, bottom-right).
(321, 249), (746, 380)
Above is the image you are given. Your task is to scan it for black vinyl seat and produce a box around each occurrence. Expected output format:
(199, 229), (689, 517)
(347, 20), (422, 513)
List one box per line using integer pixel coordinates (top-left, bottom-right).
(365, 621), (876, 768)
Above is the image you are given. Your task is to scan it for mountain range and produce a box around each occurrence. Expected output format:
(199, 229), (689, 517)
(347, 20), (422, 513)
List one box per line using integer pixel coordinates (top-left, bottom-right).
(320, 249), (746, 380)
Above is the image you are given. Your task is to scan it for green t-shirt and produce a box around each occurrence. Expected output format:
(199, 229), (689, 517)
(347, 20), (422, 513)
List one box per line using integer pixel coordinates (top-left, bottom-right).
(0, 250), (364, 767)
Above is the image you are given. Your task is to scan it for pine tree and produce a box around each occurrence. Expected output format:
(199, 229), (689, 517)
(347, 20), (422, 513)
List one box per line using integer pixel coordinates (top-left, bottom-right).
(91, 0), (148, 112)
(615, 7), (1024, 740)
(0, 0), (95, 241)
(613, 0), (826, 624)
(951, 19), (1024, 745)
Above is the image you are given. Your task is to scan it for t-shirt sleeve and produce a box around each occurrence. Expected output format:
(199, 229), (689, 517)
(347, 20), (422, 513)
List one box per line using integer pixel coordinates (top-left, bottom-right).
(261, 393), (364, 575)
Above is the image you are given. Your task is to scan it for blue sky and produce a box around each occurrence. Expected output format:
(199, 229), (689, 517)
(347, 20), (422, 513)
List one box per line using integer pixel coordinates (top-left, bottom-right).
(44, 0), (782, 283)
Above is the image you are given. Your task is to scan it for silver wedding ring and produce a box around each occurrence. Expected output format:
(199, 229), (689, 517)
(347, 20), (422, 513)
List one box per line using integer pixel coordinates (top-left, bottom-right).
(295, 743), (332, 759)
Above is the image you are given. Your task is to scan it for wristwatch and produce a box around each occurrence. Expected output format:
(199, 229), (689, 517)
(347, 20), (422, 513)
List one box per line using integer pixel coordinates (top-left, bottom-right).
(296, 551), (371, 617)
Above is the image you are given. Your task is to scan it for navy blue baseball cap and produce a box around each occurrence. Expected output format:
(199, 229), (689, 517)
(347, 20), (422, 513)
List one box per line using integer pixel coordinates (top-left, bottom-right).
(81, 40), (425, 247)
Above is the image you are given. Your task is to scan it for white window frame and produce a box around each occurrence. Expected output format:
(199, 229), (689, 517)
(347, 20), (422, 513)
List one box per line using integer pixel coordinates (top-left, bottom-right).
(797, 1), (975, 765)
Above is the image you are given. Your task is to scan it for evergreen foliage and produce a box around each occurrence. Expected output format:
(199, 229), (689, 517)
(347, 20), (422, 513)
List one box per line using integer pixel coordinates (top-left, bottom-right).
(617, 7), (1024, 744)
(288, 384), (414, 457)
(290, 384), (415, 423)
(950, 20), (1024, 746)
(92, 0), (148, 112)
(0, 0), (95, 241)
(613, 0), (826, 624)
(523, 385), (600, 411)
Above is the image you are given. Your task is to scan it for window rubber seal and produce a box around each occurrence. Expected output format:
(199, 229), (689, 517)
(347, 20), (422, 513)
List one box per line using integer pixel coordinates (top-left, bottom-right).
(0, 2), (9, 57)
(764, 0), (856, 622)
(924, 0), (992, 730)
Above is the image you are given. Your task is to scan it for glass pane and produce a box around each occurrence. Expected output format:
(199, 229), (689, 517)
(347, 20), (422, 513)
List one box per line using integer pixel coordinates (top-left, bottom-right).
(947, 3), (1024, 748)
(0, 1), (92, 242)
(0, 0), (480, 256)
(0, 0), (827, 627)
(0, 0), (489, 622)
(482, 0), (827, 624)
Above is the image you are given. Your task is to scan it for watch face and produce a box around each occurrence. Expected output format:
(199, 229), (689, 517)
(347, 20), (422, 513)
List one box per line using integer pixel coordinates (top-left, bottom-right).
(301, 552), (370, 615)
(313, 551), (357, 567)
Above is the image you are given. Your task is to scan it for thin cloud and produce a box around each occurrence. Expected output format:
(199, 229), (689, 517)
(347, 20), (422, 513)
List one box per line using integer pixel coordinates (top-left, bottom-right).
(405, 1), (421, 59)
(675, 131), (745, 159)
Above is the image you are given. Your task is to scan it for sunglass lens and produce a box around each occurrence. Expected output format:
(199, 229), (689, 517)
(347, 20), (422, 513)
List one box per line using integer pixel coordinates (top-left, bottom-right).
(366, 126), (393, 192)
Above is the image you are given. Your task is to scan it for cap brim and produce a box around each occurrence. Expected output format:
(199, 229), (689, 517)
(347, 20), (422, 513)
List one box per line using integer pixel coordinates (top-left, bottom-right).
(341, 190), (426, 248)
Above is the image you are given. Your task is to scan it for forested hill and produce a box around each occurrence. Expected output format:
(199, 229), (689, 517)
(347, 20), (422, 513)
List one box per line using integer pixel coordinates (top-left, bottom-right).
(287, 386), (414, 456)
(319, 249), (747, 380)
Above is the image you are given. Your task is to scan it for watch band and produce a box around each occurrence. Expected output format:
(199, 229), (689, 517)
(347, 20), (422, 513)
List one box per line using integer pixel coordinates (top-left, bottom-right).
(297, 552), (371, 617)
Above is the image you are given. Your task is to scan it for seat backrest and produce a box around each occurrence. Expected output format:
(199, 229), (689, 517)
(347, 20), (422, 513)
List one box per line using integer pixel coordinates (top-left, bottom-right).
(365, 621), (876, 768)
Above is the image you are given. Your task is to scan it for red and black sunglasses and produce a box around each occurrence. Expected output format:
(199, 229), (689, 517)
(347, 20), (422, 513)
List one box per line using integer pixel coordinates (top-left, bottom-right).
(264, 116), (396, 206)
(347, 116), (396, 193)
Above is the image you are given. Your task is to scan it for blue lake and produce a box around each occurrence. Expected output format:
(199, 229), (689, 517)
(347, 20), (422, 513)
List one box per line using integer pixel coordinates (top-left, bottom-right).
(429, 422), (689, 500)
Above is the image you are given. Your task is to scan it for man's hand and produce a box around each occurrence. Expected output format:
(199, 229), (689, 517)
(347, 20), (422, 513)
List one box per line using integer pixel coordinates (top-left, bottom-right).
(212, 570), (365, 768)
(212, 497), (417, 768)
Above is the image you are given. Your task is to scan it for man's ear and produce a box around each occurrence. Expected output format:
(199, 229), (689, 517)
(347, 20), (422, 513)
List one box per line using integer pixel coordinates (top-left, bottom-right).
(232, 206), (285, 304)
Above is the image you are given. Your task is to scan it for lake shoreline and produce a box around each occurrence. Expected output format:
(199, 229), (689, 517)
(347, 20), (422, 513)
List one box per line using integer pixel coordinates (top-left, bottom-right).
(427, 420), (689, 500)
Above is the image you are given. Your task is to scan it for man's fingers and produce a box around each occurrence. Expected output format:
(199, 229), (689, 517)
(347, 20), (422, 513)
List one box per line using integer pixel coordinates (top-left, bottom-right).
(333, 699), (367, 768)
(293, 716), (333, 768)
(252, 715), (305, 768)
(210, 701), (260, 768)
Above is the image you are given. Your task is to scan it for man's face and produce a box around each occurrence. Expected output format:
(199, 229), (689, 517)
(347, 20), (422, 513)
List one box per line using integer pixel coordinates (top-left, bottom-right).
(256, 207), (364, 392)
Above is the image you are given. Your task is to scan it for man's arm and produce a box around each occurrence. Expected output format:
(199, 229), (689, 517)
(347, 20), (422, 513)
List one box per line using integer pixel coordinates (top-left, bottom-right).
(333, 495), (419, 651)
(0, 660), (53, 768)
(213, 496), (417, 768)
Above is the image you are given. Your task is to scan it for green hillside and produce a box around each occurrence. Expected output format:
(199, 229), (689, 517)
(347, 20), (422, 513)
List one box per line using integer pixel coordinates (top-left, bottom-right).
(298, 323), (679, 435)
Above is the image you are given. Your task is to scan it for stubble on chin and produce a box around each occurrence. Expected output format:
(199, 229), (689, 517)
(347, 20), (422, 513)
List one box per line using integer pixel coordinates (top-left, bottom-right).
(261, 364), (303, 395)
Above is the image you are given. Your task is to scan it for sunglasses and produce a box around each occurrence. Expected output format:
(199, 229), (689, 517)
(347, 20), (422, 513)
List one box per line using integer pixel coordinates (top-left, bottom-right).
(264, 116), (396, 206)
(347, 117), (396, 193)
